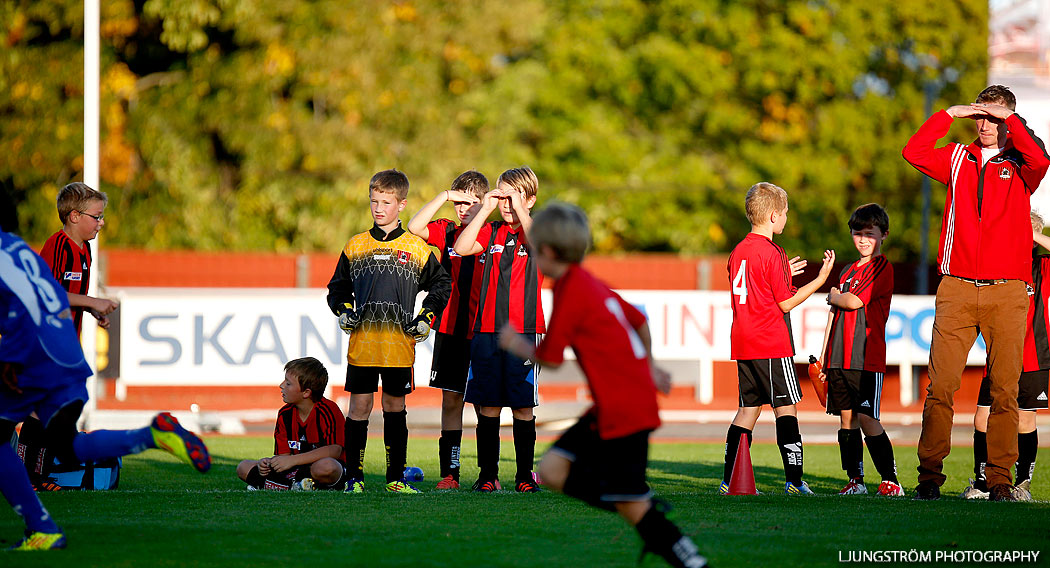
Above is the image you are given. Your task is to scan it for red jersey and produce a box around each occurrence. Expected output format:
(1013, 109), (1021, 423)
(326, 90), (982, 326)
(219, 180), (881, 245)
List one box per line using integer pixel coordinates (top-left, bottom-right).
(39, 230), (91, 336)
(274, 397), (346, 462)
(728, 233), (796, 360)
(472, 221), (545, 334)
(1023, 255), (1050, 372)
(825, 256), (894, 373)
(535, 264), (660, 439)
(426, 219), (482, 337)
(903, 111), (1050, 281)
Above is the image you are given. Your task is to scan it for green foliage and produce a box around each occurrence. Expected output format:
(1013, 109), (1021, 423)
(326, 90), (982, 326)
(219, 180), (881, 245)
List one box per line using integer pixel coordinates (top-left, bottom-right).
(1, 0), (988, 262)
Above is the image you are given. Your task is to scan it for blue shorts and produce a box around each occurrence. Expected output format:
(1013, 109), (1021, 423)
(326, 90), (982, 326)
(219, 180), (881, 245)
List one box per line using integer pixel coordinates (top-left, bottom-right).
(0, 381), (88, 427)
(464, 332), (538, 408)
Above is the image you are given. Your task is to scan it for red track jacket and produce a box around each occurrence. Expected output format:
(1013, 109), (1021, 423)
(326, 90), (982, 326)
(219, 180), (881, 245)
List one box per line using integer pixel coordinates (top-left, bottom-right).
(903, 110), (1050, 281)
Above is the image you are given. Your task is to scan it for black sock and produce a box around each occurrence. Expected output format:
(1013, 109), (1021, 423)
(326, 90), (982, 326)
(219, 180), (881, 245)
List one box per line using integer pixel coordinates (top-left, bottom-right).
(477, 414), (501, 481)
(849, 429), (864, 480)
(384, 410), (408, 483)
(722, 424), (753, 485)
(974, 430), (988, 491)
(1017, 430), (1038, 484)
(347, 419), (368, 479)
(864, 431), (897, 484)
(439, 429), (462, 480)
(245, 466), (264, 489)
(837, 429), (863, 480)
(513, 417), (537, 483)
(775, 415), (803, 486)
(635, 501), (707, 568)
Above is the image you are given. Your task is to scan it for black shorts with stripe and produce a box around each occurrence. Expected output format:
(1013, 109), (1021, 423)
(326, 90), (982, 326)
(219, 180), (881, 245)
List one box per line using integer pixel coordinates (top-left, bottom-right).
(737, 358), (802, 408)
(977, 370), (1049, 410)
(345, 365), (414, 396)
(551, 414), (652, 503)
(429, 332), (471, 394)
(825, 368), (883, 419)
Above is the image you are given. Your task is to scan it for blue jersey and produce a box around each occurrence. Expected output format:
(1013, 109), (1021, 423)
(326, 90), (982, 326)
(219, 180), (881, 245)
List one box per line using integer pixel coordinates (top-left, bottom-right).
(0, 231), (91, 389)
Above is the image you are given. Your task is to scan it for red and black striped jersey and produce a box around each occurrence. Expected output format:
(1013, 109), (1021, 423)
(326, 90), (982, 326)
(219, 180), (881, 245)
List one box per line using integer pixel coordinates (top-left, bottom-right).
(274, 397), (346, 462)
(39, 230), (91, 336)
(425, 219), (481, 337)
(1023, 255), (1050, 372)
(728, 233), (796, 360)
(472, 221), (545, 334)
(825, 256), (894, 373)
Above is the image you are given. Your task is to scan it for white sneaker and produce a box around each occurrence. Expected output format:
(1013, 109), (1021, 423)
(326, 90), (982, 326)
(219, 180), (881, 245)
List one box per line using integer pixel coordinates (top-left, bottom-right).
(785, 481), (814, 495)
(839, 478), (868, 495)
(960, 478), (989, 500)
(291, 478), (316, 491)
(1011, 479), (1032, 502)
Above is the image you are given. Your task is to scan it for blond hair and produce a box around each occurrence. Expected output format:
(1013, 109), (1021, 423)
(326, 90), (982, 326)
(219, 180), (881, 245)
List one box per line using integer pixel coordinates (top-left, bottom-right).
(1032, 210), (1044, 233)
(57, 182), (108, 225)
(451, 170), (489, 200)
(744, 182), (788, 226)
(496, 166), (538, 199)
(528, 202), (590, 263)
(284, 357), (328, 402)
(369, 169), (409, 201)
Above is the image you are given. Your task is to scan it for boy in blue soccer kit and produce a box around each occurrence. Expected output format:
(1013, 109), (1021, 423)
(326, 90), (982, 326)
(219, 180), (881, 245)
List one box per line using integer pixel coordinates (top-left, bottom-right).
(0, 229), (210, 551)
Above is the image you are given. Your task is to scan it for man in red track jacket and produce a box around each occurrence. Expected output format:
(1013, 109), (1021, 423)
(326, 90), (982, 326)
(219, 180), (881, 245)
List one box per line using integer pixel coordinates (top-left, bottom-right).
(903, 85), (1050, 501)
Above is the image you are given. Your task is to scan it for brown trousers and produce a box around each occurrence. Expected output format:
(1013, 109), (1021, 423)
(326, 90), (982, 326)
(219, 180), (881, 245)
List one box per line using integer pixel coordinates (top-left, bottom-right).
(917, 277), (1027, 488)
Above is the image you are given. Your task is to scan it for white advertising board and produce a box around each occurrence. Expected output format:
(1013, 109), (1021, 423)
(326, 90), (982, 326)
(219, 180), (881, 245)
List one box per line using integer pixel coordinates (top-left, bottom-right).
(114, 288), (984, 387)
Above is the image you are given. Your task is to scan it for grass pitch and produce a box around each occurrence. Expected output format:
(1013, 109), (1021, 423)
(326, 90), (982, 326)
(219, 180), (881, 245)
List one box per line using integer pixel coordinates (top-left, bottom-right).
(2, 436), (1048, 567)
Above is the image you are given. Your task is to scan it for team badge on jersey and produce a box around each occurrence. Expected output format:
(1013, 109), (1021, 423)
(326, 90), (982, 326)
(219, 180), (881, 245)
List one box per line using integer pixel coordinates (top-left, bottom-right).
(64, 271), (82, 282)
(397, 250), (412, 264)
(516, 245), (528, 257)
(999, 167), (1011, 180)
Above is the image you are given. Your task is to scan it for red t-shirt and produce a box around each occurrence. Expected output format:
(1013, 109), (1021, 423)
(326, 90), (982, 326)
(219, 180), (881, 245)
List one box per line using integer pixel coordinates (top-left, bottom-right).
(39, 230), (91, 336)
(472, 221), (545, 334)
(535, 264), (660, 439)
(274, 397), (346, 462)
(825, 256), (894, 373)
(425, 219), (482, 337)
(728, 233), (796, 360)
(1023, 255), (1050, 372)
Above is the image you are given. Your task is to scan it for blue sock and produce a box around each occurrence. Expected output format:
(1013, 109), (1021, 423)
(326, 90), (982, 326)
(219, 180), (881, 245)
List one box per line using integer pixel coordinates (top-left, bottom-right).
(0, 443), (60, 533)
(73, 427), (155, 462)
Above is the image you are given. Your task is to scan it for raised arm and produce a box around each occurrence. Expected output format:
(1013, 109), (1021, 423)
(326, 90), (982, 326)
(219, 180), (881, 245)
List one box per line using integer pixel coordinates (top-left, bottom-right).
(453, 190), (501, 256)
(778, 250), (836, 312)
(407, 190), (479, 241)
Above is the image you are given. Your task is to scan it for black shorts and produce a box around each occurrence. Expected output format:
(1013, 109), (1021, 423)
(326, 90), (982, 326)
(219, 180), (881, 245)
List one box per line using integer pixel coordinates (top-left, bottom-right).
(263, 461), (347, 490)
(464, 332), (538, 408)
(977, 369), (1049, 410)
(429, 332), (472, 394)
(825, 368), (883, 419)
(737, 358), (802, 408)
(345, 365), (414, 396)
(551, 414), (652, 503)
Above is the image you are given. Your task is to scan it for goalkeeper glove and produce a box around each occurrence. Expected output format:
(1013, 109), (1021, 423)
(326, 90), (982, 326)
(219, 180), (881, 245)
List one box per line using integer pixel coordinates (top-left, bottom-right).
(404, 309), (436, 342)
(337, 303), (361, 335)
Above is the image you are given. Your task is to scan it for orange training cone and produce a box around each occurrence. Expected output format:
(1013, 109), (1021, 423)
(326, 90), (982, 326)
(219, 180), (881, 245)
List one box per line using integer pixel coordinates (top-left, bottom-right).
(727, 432), (757, 495)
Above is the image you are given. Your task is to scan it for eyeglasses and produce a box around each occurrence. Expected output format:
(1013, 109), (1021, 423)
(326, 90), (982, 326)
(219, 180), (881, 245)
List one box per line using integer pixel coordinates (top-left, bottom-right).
(78, 210), (104, 222)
